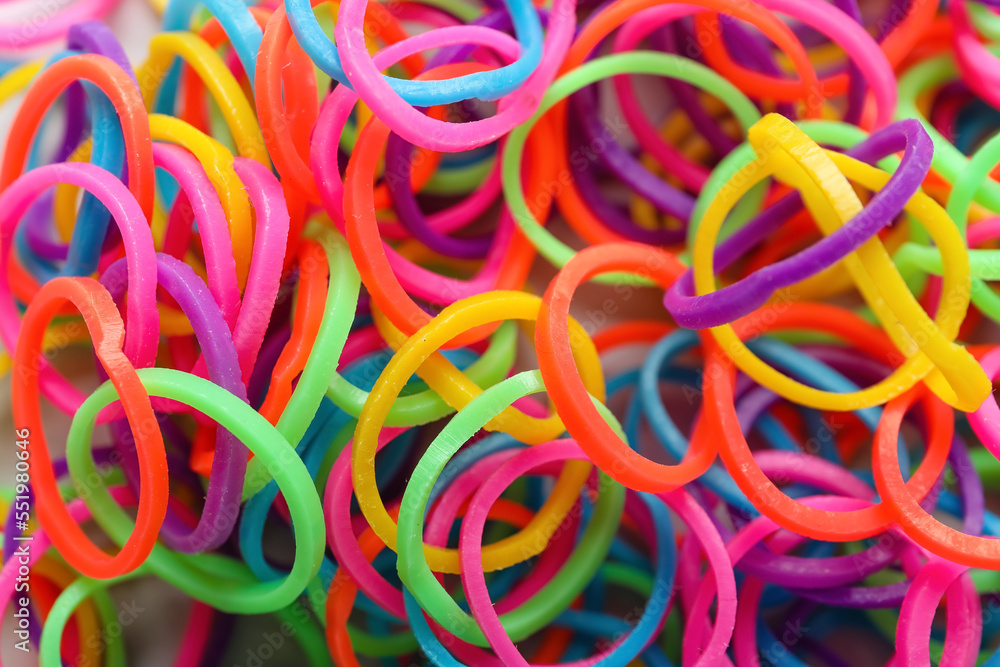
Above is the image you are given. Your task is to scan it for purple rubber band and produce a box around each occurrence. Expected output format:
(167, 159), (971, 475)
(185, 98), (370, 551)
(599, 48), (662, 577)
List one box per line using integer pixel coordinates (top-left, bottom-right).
(385, 132), (495, 259)
(662, 20), (750, 152)
(100, 253), (249, 553)
(665, 118), (933, 328)
(567, 114), (687, 245)
(572, 84), (695, 226)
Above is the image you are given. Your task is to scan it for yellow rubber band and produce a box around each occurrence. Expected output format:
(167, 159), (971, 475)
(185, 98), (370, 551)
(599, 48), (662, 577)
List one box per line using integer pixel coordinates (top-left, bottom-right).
(149, 113), (253, 291)
(138, 33), (268, 167)
(353, 291), (604, 573)
(692, 114), (988, 412)
(0, 61), (42, 104)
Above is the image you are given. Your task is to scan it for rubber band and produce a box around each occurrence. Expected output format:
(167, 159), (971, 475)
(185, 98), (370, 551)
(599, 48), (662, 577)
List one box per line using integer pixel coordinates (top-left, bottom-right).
(138, 33), (268, 165)
(694, 0), (899, 127)
(1, 54), (153, 225)
(331, 0), (572, 152)
(563, 0), (820, 114)
(698, 306), (954, 541)
(687, 114), (988, 412)
(0, 0), (120, 50)
(460, 439), (675, 665)
(100, 253), (248, 553)
(896, 124), (1000, 324)
(12, 276), (167, 578)
(287, 0), (543, 106)
(255, 3), (322, 203)
(350, 290), (604, 573)
(4, 2), (1000, 663)
(162, 0), (264, 89)
(394, 370), (620, 645)
(66, 367), (325, 613)
(536, 242), (717, 492)
(668, 118), (932, 328)
(503, 51), (759, 275)
(0, 162), (159, 415)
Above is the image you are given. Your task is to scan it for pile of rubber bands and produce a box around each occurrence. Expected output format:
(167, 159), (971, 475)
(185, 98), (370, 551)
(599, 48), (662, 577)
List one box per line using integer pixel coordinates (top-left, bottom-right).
(8, 0), (1000, 664)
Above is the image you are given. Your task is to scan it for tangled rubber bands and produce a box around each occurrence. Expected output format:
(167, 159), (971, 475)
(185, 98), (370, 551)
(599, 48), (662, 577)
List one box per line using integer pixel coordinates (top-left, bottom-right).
(5, 0), (1000, 665)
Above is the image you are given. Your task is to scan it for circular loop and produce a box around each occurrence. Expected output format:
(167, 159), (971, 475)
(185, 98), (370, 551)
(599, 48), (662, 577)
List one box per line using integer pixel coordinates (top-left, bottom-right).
(349, 290), (605, 574)
(687, 114), (987, 412)
(12, 276), (167, 579)
(0, 162), (159, 414)
(699, 305), (954, 542)
(535, 242), (716, 493)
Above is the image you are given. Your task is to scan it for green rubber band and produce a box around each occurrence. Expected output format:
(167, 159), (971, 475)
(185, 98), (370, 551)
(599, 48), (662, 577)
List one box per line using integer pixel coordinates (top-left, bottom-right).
(347, 623), (420, 656)
(396, 369), (626, 647)
(93, 583), (127, 667)
(502, 51), (761, 282)
(66, 367), (325, 614)
(600, 561), (654, 596)
(969, 447), (1000, 488)
(41, 574), (333, 667)
(967, 1), (1000, 41)
(896, 51), (1000, 213)
(325, 320), (517, 428)
(272, 602), (335, 666)
(418, 0), (482, 23)
(894, 127), (1000, 323)
(40, 569), (145, 667)
(244, 223), (361, 499)
(661, 606), (682, 664)
(278, 224), (360, 444)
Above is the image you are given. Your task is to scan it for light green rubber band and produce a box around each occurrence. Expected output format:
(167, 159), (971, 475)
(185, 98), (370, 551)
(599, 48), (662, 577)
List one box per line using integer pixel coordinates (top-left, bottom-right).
(894, 127), (1000, 323)
(243, 222), (360, 498)
(396, 369), (626, 647)
(967, 0), (1000, 41)
(41, 572), (333, 667)
(39, 569), (145, 667)
(502, 51), (761, 283)
(896, 51), (1000, 213)
(325, 320), (517, 428)
(66, 368), (325, 614)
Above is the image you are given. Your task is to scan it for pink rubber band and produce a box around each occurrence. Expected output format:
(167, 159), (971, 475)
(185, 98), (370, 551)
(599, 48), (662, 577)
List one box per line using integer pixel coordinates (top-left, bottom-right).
(968, 347), (1000, 460)
(460, 440), (662, 667)
(325, 427), (410, 618)
(226, 157), (289, 385)
(310, 27), (522, 305)
(895, 559), (979, 667)
(333, 0), (576, 151)
(426, 455), (585, 665)
(153, 142), (241, 329)
(0, 162), (158, 416)
(0, 0), (120, 50)
(662, 487), (736, 667)
(611, 0), (896, 196)
(951, 0), (1000, 112)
